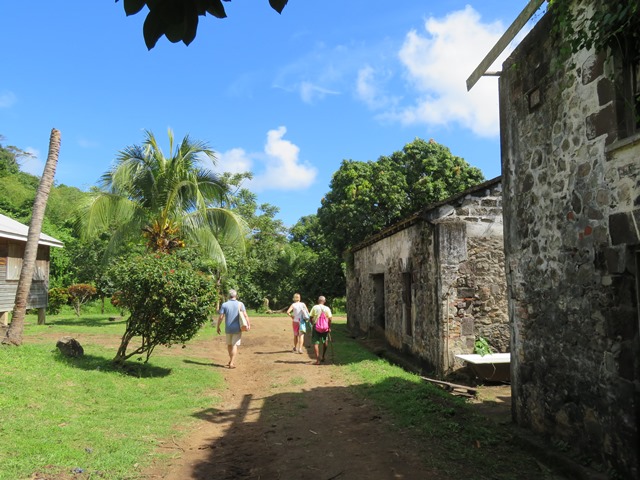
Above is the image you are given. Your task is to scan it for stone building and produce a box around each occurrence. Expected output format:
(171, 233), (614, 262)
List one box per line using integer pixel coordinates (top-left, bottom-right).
(0, 213), (63, 325)
(346, 177), (507, 376)
(498, 3), (639, 477)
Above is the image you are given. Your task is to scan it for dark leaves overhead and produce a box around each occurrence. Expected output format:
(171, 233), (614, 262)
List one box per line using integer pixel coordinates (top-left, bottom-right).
(116, 0), (288, 49)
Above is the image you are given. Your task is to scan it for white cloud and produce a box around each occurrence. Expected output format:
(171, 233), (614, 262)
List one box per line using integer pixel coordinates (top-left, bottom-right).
(20, 147), (45, 176)
(300, 81), (340, 104)
(391, 6), (516, 137)
(356, 65), (397, 110)
(254, 126), (317, 191)
(215, 127), (317, 192)
(273, 41), (376, 104)
(215, 147), (254, 174)
(0, 90), (17, 108)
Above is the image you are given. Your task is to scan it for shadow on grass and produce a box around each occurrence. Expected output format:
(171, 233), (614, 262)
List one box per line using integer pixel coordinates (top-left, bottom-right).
(183, 359), (230, 369)
(46, 316), (128, 328)
(53, 352), (172, 378)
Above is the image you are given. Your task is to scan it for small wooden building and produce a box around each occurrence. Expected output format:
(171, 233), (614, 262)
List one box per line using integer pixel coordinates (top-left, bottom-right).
(0, 214), (64, 325)
(346, 177), (507, 376)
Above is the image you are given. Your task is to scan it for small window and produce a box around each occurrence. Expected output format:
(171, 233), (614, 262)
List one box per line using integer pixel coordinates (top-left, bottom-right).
(6, 243), (48, 281)
(7, 243), (23, 280)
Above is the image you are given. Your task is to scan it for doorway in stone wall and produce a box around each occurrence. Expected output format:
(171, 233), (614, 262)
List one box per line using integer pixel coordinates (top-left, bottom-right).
(403, 272), (413, 336)
(373, 274), (385, 330)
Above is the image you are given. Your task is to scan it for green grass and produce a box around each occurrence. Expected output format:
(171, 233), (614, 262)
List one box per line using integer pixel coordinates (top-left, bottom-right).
(0, 316), (223, 480)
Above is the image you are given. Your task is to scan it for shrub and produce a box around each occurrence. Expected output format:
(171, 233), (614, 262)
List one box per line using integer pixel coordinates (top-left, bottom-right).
(331, 296), (347, 314)
(47, 287), (69, 315)
(67, 284), (97, 317)
(108, 253), (217, 364)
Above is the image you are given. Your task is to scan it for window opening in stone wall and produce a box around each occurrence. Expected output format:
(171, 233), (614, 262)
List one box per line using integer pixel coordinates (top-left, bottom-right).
(373, 274), (386, 330)
(617, 50), (640, 138)
(402, 272), (413, 336)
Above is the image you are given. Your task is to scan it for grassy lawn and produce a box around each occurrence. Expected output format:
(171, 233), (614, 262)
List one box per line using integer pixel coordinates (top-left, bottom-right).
(0, 312), (223, 480)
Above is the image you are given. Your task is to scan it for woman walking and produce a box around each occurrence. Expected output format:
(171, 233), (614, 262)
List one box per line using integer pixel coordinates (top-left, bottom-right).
(286, 293), (308, 354)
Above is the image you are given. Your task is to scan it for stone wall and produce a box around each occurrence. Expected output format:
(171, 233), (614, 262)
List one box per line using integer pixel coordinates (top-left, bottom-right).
(500, 8), (639, 478)
(347, 179), (507, 375)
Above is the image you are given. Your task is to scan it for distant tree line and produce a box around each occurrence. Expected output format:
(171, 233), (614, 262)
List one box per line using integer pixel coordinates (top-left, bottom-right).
(0, 132), (484, 316)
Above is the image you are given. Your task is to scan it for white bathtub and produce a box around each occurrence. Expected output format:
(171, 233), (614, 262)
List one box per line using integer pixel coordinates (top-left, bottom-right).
(455, 353), (511, 382)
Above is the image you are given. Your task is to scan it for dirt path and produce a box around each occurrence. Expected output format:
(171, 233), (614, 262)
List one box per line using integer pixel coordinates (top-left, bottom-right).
(142, 316), (443, 480)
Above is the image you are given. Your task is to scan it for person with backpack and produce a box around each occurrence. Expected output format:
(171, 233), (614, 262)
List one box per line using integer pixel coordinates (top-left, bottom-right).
(309, 295), (332, 365)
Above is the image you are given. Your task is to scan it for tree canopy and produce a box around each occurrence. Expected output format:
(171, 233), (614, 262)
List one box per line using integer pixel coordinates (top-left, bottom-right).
(117, 0), (289, 49)
(81, 129), (246, 267)
(318, 138), (485, 255)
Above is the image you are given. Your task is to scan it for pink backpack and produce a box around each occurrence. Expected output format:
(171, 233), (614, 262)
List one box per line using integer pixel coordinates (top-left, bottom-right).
(314, 309), (329, 333)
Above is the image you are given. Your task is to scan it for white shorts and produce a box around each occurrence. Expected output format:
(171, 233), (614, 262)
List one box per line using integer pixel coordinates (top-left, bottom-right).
(226, 333), (242, 346)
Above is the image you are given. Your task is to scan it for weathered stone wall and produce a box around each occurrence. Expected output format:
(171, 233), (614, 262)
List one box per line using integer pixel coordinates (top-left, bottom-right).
(435, 183), (508, 370)
(500, 9), (639, 478)
(347, 222), (442, 372)
(347, 179), (507, 375)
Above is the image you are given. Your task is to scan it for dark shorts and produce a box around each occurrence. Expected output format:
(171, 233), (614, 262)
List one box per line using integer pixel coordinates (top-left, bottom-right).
(311, 328), (329, 344)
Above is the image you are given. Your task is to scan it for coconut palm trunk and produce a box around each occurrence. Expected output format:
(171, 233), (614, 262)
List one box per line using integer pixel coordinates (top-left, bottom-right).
(2, 129), (61, 346)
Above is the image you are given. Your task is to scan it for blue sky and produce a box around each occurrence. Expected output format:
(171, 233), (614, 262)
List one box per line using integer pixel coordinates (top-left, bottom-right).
(0, 1), (543, 226)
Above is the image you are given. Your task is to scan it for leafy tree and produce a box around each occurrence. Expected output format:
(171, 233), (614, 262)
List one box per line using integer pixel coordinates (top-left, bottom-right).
(289, 214), (345, 304)
(220, 176), (291, 309)
(108, 252), (217, 364)
(385, 138), (485, 214)
(47, 287), (69, 315)
(67, 283), (97, 317)
(318, 138), (484, 255)
(81, 129), (245, 267)
(117, 0), (289, 50)
(0, 138), (34, 176)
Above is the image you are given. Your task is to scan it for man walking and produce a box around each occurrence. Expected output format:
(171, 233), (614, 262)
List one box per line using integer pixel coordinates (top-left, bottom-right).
(216, 289), (250, 369)
(309, 296), (332, 365)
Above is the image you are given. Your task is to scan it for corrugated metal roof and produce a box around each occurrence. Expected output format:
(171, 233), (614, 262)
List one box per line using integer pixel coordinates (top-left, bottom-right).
(0, 214), (64, 248)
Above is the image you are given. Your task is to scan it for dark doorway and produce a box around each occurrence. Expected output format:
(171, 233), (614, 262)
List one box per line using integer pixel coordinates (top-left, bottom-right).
(373, 274), (385, 330)
(403, 272), (413, 336)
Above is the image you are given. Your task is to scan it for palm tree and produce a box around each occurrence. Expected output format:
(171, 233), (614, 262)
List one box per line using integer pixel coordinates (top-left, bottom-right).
(3, 129), (61, 346)
(82, 129), (245, 266)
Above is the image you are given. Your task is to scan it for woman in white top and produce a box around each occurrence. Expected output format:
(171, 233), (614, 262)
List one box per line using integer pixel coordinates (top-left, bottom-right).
(286, 293), (308, 354)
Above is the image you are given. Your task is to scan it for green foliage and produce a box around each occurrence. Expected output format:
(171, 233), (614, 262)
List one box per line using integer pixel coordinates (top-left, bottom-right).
(67, 283), (98, 317)
(549, 0), (640, 59)
(318, 138), (484, 255)
(116, 0), (289, 49)
(474, 336), (494, 357)
(81, 129), (245, 267)
(108, 252), (217, 364)
(47, 287), (69, 315)
(220, 174), (301, 309)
